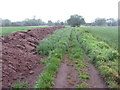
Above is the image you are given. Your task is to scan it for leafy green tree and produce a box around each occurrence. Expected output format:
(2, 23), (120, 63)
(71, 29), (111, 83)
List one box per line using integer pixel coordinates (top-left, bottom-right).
(60, 22), (64, 25)
(47, 20), (53, 26)
(94, 18), (107, 26)
(67, 14), (85, 27)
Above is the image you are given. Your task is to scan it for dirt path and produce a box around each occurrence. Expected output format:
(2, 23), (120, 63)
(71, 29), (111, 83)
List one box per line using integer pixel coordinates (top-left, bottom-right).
(85, 54), (108, 88)
(54, 55), (79, 88)
(54, 54), (108, 88)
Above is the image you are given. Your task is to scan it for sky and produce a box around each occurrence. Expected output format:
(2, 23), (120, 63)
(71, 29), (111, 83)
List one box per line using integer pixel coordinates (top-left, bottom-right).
(0, 0), (119, 23)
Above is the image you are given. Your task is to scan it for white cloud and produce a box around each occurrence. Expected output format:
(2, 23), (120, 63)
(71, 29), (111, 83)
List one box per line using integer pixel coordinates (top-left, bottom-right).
(0, 0), (119, 22)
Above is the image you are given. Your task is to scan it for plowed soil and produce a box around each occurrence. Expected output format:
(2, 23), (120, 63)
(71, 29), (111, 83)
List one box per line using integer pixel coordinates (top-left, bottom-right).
(0, 26), (64, 88)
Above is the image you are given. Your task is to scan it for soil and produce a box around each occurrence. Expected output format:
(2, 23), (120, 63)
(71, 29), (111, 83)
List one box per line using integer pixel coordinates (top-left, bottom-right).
(54, 55), (80, 88)
(54, 54), (108, 88)
(1, 26), (64, 88)
(85, 54), (108, 88)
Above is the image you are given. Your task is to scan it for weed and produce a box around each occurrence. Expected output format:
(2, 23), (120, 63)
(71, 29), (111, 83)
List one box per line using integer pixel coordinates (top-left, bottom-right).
(77, 82), (88, 88)
(79, 74), (90, 80)
(12, 82), (29, 88)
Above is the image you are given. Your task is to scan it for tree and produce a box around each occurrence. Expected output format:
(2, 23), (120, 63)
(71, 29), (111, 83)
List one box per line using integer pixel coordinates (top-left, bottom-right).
(67, 14), (85, 27)
(2, 19), (11, 26)
(107, 18), (118, 26)
(94, 18), (107, 26)
(60, 22), (64, 25)
(23, 18), (44, 26)
(54, 20), (61, 26)
(47, 20), (53, 26)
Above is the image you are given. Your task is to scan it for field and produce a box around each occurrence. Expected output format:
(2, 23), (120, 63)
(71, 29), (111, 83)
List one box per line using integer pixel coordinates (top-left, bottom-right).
(0, 26), (49, 36)
(1, 26), (119, 88)
(83, 26), (118, 50)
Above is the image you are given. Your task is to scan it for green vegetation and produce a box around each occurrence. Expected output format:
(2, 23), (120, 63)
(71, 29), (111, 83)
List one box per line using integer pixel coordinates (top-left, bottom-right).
(77, 27), (119, 88)
(35, 27), (119, 88)
(77, 82), (88, 88)
(79, 74), (90, 80)
(67, 14), (85, 27)
(83, 26), (118, 50)
(35, 28), (71, 88)
(68, 29), (90, 88)
(0, 26), (49, 36)
(12, 82), (29, 88)
(22, 25), (119, 89)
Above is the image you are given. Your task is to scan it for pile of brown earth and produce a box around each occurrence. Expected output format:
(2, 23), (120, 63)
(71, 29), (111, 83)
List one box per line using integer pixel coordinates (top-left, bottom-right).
(1, 26), (64, 88)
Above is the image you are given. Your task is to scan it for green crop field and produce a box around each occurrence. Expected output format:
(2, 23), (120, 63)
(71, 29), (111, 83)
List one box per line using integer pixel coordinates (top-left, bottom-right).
(0, 26), (49, 36)
(34, 27), (119, 88)
(83, 26), (118, 50)
(1, 26), (119, 88)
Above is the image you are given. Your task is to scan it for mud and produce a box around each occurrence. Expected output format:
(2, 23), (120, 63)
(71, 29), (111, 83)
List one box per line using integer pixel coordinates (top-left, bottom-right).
(85, 54), (108, 88)
(1, 26), (64, 88)
(54, 54), (108, 88)
(54, 55), (79, 88)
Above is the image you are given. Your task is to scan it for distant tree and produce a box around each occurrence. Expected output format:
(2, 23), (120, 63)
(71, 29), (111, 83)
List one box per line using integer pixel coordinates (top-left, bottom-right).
(107, 18), (118, 26)
(54, 20), (61, 26)
(67, 14), (85, 27)
(47, 20), (53, 26)
(94, 18), (107, 26)
(2, 19), (11, 26)
(60, 22), (64, 25)
(64, 21), (68, 25)
(23, 18), (44, 26)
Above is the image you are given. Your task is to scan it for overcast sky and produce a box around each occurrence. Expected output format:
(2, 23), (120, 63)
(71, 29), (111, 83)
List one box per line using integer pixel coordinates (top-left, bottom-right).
(0, 0), (119, 23)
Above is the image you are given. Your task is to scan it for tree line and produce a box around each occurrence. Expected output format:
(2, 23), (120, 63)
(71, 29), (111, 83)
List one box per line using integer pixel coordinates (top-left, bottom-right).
(86, 18), (118, 26)
(0, 18), (67, 27)
(0, 15), (119, 27)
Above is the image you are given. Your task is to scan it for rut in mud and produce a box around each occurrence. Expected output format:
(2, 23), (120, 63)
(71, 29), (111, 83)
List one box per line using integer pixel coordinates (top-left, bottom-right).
(85, 55), (108, 88)
(54, 54), (108, 88)
(54, 55), (79, 88)
(54, 29), (108, 88)
(1, 26), (64, 88)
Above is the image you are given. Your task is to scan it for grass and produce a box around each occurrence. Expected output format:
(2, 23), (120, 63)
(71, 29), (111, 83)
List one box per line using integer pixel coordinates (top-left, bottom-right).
(12, 82), (29, 88)
(0, 26), (49, 36)
(79, 74), (90, 80)
(77, 82), (88, 88)
(83, 26), (118, 50)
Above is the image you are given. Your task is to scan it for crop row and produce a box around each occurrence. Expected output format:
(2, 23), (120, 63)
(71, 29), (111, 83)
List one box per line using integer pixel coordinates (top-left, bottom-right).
(76, 28), (119, 88)
(35, 28), (72, 88)
(68, 29), (90, 88)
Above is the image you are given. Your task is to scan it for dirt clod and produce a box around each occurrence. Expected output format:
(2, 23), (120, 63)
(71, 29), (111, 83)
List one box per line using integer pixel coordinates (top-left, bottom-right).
(29, 71), (34, 74)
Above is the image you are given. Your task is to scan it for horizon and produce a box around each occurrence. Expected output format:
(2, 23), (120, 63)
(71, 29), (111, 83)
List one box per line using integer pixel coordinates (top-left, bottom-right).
(0, 0), (119, 23)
